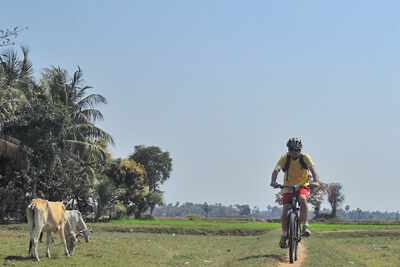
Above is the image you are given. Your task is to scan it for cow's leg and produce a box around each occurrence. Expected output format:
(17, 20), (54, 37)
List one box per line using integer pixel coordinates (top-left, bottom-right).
(46, 232), (52, 258)
(33, 228), (41, 261)
(28, 228), (34, 257)
(27, 208), (35, 258)
(59, 227), (70, 257)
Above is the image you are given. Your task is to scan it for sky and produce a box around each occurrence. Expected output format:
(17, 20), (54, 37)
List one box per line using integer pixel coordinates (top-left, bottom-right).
(2, 1), (400, 213)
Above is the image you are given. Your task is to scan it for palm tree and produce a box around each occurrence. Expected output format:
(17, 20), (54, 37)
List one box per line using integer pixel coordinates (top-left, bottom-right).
(31, 66), (115, 200)
(93, 175), (125, 222)
(40, 66), (114, 163)
(147, 190), (164, 216)
(0, 46), (35, 217)
(0, 46), (33, 87)
(356, 208), (362, 221)
(0, 46), (33, 161)
(0, 48), (115, 216)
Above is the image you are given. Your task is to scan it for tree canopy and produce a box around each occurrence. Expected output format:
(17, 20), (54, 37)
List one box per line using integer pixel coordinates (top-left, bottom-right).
(129, 145), (173, 192)
(0, 46), (117, 221)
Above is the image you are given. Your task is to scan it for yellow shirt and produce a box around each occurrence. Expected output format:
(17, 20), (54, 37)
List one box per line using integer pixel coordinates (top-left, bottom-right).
(275, 153), (314, 193)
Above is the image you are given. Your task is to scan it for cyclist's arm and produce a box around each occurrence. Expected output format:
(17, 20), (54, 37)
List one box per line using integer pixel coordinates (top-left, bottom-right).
(309, 165), (320, 187)
(270, 167), (280, 187)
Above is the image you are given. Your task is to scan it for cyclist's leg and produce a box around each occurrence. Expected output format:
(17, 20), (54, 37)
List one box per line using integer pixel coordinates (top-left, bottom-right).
(280, 202), (291, 248)
(298, 193), (308, 223)
(299, 193), (311, 236)
(281, 202), (291, 233)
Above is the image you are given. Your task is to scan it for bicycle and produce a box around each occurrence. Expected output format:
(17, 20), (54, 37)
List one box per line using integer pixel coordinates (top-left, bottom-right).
(275, 184), (309, 264)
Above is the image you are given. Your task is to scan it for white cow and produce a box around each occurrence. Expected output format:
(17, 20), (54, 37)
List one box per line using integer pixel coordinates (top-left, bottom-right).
(39, 210), (93, 243)
(66, 210), (93, 243)
(26, 199), (82, 261)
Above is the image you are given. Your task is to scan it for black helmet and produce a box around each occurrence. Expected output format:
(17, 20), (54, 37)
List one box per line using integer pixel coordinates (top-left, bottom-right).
(286, 138), (303, 150)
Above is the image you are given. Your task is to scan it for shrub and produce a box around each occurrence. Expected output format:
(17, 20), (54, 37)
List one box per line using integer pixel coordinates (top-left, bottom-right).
(141, 213), (155, 221)
(186, 214), (201, 220)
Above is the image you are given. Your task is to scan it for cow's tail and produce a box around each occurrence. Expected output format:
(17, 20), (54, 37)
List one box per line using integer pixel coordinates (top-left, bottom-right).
(27, 201), (36, 256)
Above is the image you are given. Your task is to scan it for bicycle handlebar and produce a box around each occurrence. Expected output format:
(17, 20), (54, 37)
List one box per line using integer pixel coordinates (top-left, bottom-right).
(275, 184), (310, 190)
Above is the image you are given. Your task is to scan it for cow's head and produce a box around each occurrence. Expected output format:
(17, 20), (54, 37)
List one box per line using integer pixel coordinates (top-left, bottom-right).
(79, 228), (94, 243)
(65, 220), (84, 255)
(66, 233), (80, 255)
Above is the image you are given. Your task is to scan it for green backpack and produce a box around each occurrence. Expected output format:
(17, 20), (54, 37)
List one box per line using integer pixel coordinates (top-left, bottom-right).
(282, 153), (308, 172)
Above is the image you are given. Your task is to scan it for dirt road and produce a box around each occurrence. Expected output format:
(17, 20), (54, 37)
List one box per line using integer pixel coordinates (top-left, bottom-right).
(279, 242), (307, 267)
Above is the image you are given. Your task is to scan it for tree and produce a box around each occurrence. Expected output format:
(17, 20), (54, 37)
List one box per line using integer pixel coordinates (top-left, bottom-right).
(202, 202), (210, 218)
(0, 47), (68, 215)
(22, 66), (114, 198)
(0, 50), (114, 217)
(308, 183), (327, 218)
(0, 46), (34, 161)
(40, 66), (115, 162)
(275, 190), (283, 206)
(240, 205), (251, 216)
(129, 145), (172, 192)
(93, 175), (125, 222)
(146, 189), (164, 216)
(0, 27), (28, 47)
(345, 205), (350, 213)
(356, 208), (362, 221)
(326, 183), (345, 219)
(102, 158), (148, 219)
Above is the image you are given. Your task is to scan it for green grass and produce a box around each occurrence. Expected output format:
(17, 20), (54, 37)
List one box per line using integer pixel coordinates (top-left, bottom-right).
(112, 218), (400, 229)
(311, 223), (400, 229)
(306, 229), (400, 266)
(2, 221), (400, 266)
(111, 218), (282, 228)
(0, 223), (285, 267)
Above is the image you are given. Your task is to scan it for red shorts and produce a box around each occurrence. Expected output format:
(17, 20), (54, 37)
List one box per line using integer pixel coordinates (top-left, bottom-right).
(282, 188), (310, 204)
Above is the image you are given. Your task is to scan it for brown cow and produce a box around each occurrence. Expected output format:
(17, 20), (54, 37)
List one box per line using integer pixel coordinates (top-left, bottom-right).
(39, 210), (94, 243)
(26, 199), (81, 261)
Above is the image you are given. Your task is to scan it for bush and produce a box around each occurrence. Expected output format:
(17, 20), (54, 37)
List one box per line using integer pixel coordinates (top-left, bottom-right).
(141, 213), (155, 221)
(185, 214), (201, 220)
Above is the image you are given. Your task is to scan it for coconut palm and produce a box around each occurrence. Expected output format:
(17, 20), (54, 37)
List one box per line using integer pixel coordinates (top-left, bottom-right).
(0, 47), (115, 216)
(0, 46), (33, 161)
(147, 189), (164, 216)
(93, 175), (125, 222)
(40, 66), (114, 162)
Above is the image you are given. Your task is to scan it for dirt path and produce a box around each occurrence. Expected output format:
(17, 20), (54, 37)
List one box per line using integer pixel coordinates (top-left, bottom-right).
(278, 242), (307, 267)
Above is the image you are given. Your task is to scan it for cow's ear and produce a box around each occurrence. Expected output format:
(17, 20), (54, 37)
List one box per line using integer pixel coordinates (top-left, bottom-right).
(76, 233), (84, 238)
(89, 229), (94, 233)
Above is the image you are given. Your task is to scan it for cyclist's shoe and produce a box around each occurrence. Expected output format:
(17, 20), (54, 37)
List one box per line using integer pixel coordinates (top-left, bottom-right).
(279, 235), (288, 248)
(302, 225), (311, 237)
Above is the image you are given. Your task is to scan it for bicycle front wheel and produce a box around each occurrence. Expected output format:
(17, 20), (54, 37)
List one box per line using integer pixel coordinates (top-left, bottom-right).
(288, 212), (297, 263)
(294, 217), (300, 261)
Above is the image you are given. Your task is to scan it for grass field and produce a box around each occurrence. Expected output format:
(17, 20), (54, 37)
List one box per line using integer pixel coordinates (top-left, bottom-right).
(1, 220), (400, 266)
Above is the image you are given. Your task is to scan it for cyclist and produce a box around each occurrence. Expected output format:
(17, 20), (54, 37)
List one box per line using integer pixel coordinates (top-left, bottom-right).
(270, 138), (320, 248)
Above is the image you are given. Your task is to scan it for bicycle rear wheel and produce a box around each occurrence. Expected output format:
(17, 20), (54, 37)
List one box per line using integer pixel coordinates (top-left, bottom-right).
(288, 212), (297, 263)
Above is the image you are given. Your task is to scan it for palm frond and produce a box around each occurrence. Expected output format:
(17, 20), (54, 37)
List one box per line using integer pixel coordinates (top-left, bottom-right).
(71, 66), (84, 89)
(19, 46), (34, 78)
(76, 93), (108, 110)
(75, 85), (92, 100)
(79, 109), (104, 122)
(64, 139), (110, 162)
(66, 123), (115, 146)
(0, 137), (23, 161)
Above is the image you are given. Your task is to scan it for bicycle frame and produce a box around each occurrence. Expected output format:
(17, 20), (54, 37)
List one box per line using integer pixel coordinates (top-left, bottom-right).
(288, 185), (306, 214)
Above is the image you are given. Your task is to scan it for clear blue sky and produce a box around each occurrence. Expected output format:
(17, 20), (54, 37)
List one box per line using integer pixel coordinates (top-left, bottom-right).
(3, 1), (400, 212)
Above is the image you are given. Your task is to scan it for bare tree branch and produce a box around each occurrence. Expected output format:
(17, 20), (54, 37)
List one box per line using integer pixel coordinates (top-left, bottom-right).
(0, 27), (29, 47)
